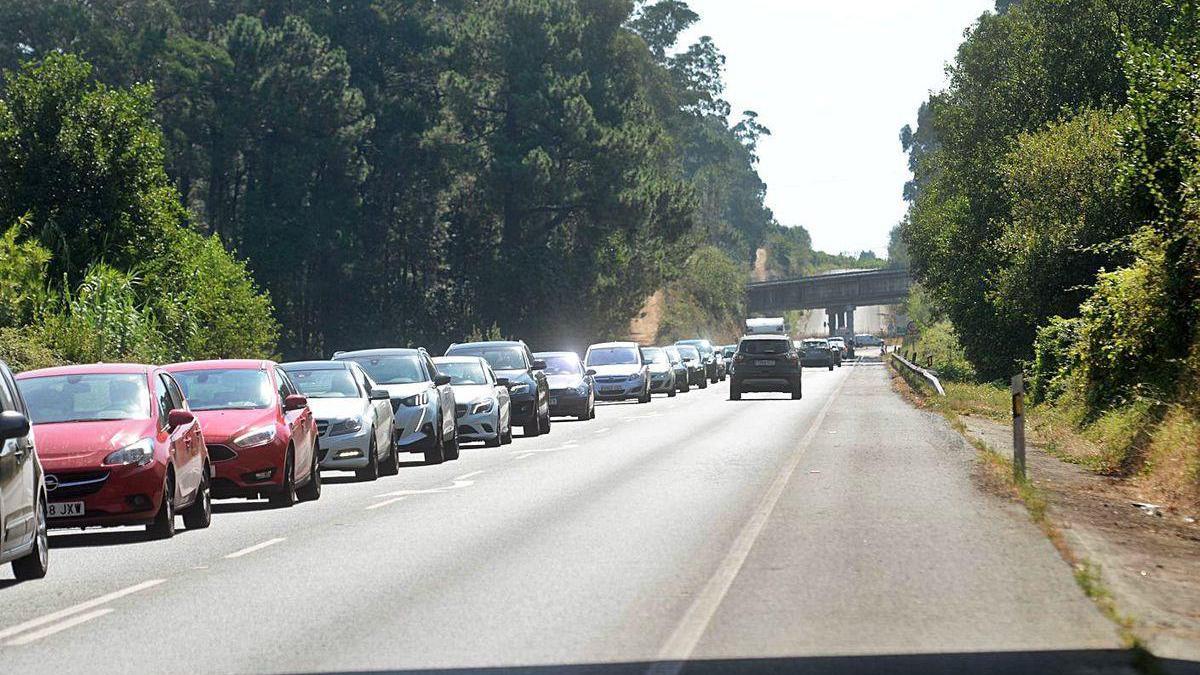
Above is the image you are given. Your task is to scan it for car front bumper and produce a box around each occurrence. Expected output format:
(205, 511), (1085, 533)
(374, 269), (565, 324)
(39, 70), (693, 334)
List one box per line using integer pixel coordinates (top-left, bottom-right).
(43, 460), (168, 528)
(649, 371), (675, 392)
(392, 400), (435, 449)
(456, 410), (499, 441)
(317, 426), (374, 470)
(207, 439), (291, 497)
(595, 380), (644, 400)
(548, 389), (589, 416)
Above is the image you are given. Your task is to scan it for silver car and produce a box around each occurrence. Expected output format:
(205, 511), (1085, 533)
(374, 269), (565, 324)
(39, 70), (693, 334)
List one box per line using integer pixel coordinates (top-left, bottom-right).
(333, 348), (459, 464)
(585, 341), (651, 403)
(281, 360), (397, 480)
(0, 359), (49, 580)
(433, 356), (512, 447)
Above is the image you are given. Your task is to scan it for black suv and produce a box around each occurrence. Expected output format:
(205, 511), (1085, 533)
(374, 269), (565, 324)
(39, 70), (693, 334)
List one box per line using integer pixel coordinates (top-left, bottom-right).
(444, 341), (551, 436)
(729, 335), (802, 400)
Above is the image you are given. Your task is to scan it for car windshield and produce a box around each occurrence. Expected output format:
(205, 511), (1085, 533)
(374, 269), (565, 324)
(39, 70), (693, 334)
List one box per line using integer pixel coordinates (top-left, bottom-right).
(802, 340), (827, 348)
(741, 339), (791, 355)
(285, 368), (360, 398)
(677, 340), (711, 354)
(642, 348), (669, 365)
(18, 373), (151, 424)
(677, 346), (700, 360)
(539, 355), (582, 376)
(587, 347), (639, 366)
(436, 361), (489, 385)
(172, 369), (274, 410)
(343, 355), (425, 384)
(450, 346), (527, 371)
(664, 348), (681, 363)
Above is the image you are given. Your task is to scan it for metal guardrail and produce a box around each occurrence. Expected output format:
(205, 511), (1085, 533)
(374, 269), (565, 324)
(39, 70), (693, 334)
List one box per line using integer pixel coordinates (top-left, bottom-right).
(889, 352), (946, 396)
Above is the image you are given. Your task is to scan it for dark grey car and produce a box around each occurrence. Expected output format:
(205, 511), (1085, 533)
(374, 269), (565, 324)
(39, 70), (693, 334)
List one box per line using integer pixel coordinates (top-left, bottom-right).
(729, 335), (802, 400)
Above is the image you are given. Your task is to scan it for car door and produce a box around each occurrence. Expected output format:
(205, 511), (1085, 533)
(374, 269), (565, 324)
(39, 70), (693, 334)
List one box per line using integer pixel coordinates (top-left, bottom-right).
(525, 346), (549, 413)
(160, 373), (201, 504)
(424, 354), (454, 437)
(275, 368), (313, 481)
(0, 366), (35, 553)
(487, 364), (510, 428)
(354, 365), (391, 451)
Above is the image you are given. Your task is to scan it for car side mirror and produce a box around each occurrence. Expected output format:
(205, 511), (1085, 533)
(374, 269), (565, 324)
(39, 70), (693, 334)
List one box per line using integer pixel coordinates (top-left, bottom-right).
(496, 377), (511, 387)
(369, 389), (390, 401)
(283, 394), (308, 411)
(167, 409), (195, 429)
(531, 359), (547, 371)
(433, 374), (452, 387)
(585, 369), (596, 377)
(0, 410), (30, 440)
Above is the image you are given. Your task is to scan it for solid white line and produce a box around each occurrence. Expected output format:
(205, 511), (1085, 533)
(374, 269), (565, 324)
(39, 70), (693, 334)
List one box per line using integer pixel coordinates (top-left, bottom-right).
(225, 537), (285, 559)
(0, 578), (165, 641)
(5, 608), (114, 647)
(455, 470), (485, 480)
(365, 496), (407, 510)
(650, 368), (852, 673)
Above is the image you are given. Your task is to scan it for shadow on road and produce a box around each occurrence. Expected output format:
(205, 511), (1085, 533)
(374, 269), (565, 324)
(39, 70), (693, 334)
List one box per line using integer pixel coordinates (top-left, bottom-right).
(329, 651), (1197, 675)
(48, 529), (160, 549)
(211, 500), (273, 514)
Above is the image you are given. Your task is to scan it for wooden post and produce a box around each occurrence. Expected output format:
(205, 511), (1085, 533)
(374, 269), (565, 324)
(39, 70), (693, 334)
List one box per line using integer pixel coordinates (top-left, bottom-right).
(1011, 374), (1026, 481)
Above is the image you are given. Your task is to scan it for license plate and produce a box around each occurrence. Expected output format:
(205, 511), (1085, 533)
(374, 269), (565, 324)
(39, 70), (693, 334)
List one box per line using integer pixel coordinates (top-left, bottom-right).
(602, 386), (621, 393)
(755, 360), (776, 366)
(549, 397), (558, 406)
(48, 501), (84, 518)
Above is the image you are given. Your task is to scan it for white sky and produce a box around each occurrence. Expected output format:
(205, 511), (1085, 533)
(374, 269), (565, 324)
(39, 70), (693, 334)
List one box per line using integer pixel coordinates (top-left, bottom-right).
(679, 0), (995, 258)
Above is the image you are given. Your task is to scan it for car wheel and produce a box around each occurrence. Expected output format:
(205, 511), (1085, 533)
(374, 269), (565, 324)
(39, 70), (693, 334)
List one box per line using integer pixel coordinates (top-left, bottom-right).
(698, 376), (708, 390)
(443, 425), (460, 460)
(12, 495), (48, 580)
(146, 473), (177, 539)
(298, 449), (322, 501)
(638, 385), (651, 404)
(379, 431), (400, 476)
(181, 468), (212, 529)
(538, 407), (552, 434)
(356, 437), (380, 481)
(667, 385), (676, 398)
(425, 417), (446, 464)
(679, 379), (689, 393)
(524, 409), (542, 437)
(269, 450), (298, 508)
(828, 363), (834, 371)
(792, 381), (803, 400)
(729, 380), (741, 401)
(501, 423), (513, 444)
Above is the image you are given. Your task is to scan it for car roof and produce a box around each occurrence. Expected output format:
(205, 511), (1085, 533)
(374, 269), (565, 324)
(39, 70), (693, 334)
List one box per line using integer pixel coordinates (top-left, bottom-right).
(533, 351), (578, 358)
(589, 341), (639, 349)
(741, 334), (790, 341)
(280, 360), (351, 370)
(164, 359), (273, 372)
(676, 338), (710, 344)
(447, 341), (524, 349)
(15, 363), (155, 379)
(433, 355), (487, 364)
(333, 348), (421, 358)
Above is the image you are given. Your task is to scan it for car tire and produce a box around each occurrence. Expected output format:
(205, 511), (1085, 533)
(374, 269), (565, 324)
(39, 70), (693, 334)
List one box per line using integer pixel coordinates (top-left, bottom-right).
(792, 381), (803, 400)
(539, 408), (552, 434)
(12, 496), (48, 580)
(181, 469), (212, 529)
(443, 420), (460, 460)
(146, 473), (176, 539)
(828, 363), (834, 371)
(379, 431), (400, 476)
(269, 450), (298, 508)
(667, 386), (676, 398)
(679, 379), (689, 393)
(698, 376), (707, 390)
(356, 437), (380, 481)
(730, 381), (741, 401)
(298, 449), (322, 501)
(425, 418), (446, 463)
(501, 423), (513, 444)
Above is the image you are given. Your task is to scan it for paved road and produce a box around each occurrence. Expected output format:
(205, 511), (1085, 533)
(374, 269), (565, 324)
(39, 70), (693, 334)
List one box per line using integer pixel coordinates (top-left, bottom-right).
(0, 356), (1140, 673)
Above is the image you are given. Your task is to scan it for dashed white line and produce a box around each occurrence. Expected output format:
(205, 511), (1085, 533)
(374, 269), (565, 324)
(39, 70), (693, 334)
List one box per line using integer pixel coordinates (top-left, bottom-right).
(455, 470), (485, 480)
(0, 578), (165, 641)
(225, 537), (286, 559)
(514, 453), (534, 460)
(594, 427), (612, 434)
(365, 496), (408, 510)
(5, 609), (114, 646)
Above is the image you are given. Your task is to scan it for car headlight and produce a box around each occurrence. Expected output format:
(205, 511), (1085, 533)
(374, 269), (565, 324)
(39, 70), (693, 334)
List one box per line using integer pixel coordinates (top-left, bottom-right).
(103, 438), (154, 467)
(509, 383), (530, 395)
(628, 374), (642, 382)
(400, 391), (429, 407)
(328, 417), (363, 436)
(233, 425), (277, 449)
(471, 399), (494, 415)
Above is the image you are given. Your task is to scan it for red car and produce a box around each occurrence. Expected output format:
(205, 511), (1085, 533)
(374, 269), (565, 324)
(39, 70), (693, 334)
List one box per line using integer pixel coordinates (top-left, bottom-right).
(14, 364), (211, 539)
(164, 360), (320, 507)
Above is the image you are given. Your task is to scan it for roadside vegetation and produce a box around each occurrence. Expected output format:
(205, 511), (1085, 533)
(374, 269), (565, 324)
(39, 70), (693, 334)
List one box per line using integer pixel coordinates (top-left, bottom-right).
(898, 0), (1200, 510)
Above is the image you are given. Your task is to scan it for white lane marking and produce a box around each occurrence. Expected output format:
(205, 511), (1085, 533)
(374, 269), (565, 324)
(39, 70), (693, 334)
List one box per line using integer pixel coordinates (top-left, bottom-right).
(225, 537), (286, 559)
(365, 496), (407, 510)
(593, 427), (612, 434)
(374, 477), (477, 499)
(0, 578), (165, 641)
(510, 441), (577, 456)
(455, 470), (484, 480)
(650, 367), (852, 672)
(627, 412), (663, 420)
(514, 453), (533, 460)
(5, 608), (114, 647)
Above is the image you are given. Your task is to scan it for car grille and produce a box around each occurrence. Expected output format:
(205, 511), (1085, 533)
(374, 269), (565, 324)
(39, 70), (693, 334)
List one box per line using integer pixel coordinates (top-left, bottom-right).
(46, 470), (109, 498)
(316, 419), (330, 436)
(207, 444), (238, 462)
(595, 376), (626, 385)
(455, 404), (468, 417)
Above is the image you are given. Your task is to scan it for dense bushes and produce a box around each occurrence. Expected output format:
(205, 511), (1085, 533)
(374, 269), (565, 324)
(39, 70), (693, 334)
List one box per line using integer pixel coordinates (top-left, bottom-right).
(657, 246), (745, 343)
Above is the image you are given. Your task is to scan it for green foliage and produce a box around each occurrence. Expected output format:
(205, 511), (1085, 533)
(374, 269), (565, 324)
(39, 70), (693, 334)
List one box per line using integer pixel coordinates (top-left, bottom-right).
(905, 319), (976, 382)
(657, 246), (745, 343)
(43, 264), (167, 364)
(0, 327), (65, 372)
(1030, 316), (1081, 404)
(0, 220), (50, 327)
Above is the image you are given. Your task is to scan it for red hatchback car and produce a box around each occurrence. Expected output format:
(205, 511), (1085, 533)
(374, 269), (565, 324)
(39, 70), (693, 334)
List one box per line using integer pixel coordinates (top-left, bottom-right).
(14, 364), (212, 539)
(164, 360), (320, 507)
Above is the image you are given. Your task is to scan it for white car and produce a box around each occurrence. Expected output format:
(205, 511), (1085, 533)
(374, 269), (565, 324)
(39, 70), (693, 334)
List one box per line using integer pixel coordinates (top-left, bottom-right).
(333, 348), (459, 464)
(433, 356), (512, 447)
(281, 360), (397, 480)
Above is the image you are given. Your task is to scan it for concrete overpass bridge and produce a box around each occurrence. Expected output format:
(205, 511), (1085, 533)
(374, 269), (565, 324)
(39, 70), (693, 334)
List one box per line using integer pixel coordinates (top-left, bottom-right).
(746, 268), (912, 336)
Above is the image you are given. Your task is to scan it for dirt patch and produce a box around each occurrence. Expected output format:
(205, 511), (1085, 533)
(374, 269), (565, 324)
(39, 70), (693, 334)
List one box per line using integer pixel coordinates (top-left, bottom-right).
(627, 289), (664, 345)
(959, 414), (1200, 662)
(752, 247), (768, 282)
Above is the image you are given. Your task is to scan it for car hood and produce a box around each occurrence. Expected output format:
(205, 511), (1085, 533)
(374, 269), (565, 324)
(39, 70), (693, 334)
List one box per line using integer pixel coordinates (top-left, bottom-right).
(450, 384), (495, 404)
(305, 398), (366, 420)
(648, 363), (671, 374)
(373, 382), (432, 400)
(192, 408), (278, 444)
(590, 364), (641, 377)
(547, 374), (584, 390)
(32, 419), (156, 465)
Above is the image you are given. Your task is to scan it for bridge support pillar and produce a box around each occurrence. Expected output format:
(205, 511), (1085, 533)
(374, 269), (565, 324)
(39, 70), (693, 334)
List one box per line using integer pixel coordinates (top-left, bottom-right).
(826, 306), (855, 336)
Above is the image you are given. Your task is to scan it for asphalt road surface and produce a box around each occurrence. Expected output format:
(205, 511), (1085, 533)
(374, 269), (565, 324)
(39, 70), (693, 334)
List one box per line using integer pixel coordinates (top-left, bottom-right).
(0, 355), (1150, 674)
